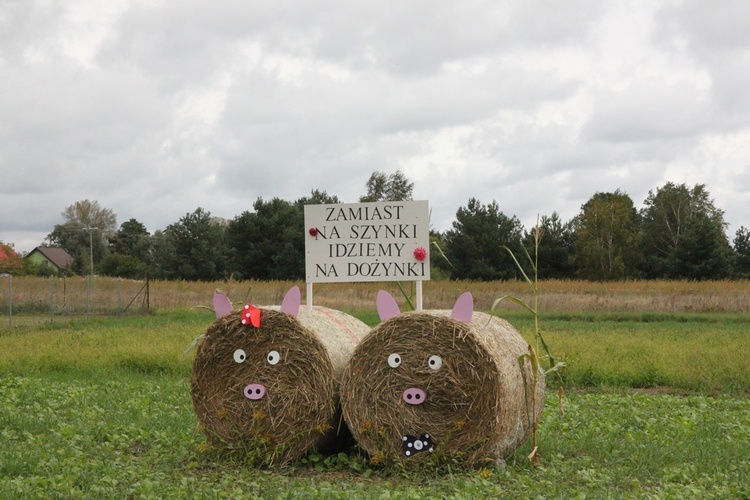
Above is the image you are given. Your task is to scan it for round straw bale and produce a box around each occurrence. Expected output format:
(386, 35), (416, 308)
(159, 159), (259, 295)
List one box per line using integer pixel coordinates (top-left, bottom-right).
(341, 310), (544, 466)
(191, 305), (369, 464)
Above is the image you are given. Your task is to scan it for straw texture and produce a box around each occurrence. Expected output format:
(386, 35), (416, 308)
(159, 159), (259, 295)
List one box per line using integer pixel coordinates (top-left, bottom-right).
(341, 310), (544, 466)
(191, 305), (369, 464)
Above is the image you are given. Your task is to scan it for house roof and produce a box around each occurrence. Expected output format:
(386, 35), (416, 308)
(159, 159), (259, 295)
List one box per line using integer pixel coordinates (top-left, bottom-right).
(29, 246), (74, 270)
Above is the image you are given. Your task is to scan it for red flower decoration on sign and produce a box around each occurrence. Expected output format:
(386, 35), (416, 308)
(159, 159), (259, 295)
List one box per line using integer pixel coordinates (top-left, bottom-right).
(308, 227), (318, 237)
(413, 247), (427, 262)
(241, 305), (261, 327)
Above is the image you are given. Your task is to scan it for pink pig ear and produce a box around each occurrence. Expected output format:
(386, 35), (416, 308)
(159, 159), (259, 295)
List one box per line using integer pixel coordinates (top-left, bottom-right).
(377, 290), (401, 322)
(450, 292), (473, 324)
(280, 286), (301, 317)
(213, 291), (233, 319)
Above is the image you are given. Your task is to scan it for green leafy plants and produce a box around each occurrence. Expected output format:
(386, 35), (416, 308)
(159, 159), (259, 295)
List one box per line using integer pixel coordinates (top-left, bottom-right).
(491, 222), (566, 465)
(2, 375), (749, 497)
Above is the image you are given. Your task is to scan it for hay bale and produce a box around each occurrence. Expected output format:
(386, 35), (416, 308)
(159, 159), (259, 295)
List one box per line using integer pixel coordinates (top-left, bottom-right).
(340, 292), (544, 466)
(191, 288), (369, 464)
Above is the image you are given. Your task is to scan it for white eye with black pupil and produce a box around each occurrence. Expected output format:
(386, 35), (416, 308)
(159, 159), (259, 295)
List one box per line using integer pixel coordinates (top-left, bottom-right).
(233, 349), (246, 363)
(428, 355), (443, 370)
(387, 353), (402, 368)
(267, 350), (280, 365)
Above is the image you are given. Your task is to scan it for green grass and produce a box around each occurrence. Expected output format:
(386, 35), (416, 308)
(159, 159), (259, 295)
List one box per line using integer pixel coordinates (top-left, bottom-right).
(1, 375), (748, 498)
(1, 309), (749, 497)
(3, 309), (748, 395)
(0, 309), (206, 378)
(501, 311), (750, 395)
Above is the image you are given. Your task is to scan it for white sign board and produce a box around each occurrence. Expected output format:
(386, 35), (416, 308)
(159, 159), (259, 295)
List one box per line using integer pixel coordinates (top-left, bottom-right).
(304, 201), (430, 283)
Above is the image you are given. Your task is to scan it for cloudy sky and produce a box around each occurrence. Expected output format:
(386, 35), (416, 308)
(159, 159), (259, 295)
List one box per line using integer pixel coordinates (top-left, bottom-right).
(2, 0), (749, 254)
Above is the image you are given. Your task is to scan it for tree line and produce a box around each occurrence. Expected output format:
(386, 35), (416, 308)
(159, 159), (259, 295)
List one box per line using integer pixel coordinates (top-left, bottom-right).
(20, 173), (750, 281)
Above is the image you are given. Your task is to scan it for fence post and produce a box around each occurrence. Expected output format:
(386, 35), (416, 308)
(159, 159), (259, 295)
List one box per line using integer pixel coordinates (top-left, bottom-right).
(117, 277), (122, 315)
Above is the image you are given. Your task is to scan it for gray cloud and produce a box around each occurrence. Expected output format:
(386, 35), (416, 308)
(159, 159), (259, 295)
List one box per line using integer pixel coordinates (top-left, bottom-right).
(581, 78), (713, 143)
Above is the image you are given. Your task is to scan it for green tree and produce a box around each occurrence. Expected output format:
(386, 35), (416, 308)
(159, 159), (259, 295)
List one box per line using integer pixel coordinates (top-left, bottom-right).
(100, 218), (152, 279)
(359, 170), (414, 202)
(522, 213), (575, 279)
(46, 200), (117, 275)
(227, 198), (304, 280)
(226, 190), (342, 281)
(158, 208), (229, 281)
(639, 182), (732, 279)
(148, 229), (174, 279)
(573, 190), (642, 280)
(61, 199), (117, 236)
(46, 222), (103, 275)
(108, 219), (152, 263)
(428, 230), (451, 280)
(733, 226), (750, 278)
(296, 189), (341, 207)
(99, 254), (149, 279)
(671, 212), (733, 279)
(441, 198), (524, 281)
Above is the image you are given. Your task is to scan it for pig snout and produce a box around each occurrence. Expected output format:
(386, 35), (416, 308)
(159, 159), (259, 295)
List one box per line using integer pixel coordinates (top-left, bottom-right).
(402, 387), (426, 405)
(243, 383), (266, 400)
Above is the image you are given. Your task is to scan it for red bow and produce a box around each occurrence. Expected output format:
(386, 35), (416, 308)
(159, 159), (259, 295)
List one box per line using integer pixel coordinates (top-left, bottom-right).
(241, 305), (261, 327)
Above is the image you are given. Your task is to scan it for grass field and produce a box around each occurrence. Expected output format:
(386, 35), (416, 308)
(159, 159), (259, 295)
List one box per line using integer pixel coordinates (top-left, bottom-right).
(1, 282), (750, 497)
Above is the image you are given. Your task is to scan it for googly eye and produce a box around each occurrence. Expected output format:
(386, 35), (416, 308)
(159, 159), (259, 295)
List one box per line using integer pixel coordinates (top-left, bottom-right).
(387, 353), (402, 368)
(427, 355), (443, 370)
(233, 349), (246, 364)
(266, 350), (280, 365)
